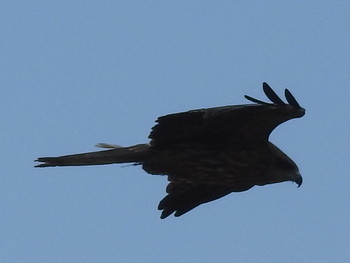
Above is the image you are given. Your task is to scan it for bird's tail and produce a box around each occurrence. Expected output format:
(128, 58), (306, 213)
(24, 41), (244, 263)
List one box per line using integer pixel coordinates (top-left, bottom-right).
(35, 144), (150, 167)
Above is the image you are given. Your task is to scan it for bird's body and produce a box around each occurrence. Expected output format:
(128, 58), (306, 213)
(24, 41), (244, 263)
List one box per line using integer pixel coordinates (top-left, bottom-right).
(36, 83), (305, 218)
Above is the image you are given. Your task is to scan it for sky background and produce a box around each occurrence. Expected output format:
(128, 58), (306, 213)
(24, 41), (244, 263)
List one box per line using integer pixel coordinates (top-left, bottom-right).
(1, 1), (350, 262)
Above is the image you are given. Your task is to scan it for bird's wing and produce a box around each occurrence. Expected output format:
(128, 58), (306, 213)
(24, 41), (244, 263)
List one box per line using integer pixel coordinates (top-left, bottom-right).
(149, 83), (304, 148)
(158, 181), (253, 219)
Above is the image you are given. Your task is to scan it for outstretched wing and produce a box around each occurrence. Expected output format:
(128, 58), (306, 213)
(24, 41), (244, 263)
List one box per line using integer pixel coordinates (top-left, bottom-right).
(158, 182), (254, 219)
(149, 83), (305, 148)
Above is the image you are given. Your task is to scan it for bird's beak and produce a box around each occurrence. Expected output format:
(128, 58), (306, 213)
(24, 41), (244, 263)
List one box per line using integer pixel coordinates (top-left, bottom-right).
(295, 175), (303, 188)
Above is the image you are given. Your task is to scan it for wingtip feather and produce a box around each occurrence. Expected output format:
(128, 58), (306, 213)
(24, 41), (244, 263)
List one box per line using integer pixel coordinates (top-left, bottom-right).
(245, 83), (303, 110)
(285, 89), (301, 108)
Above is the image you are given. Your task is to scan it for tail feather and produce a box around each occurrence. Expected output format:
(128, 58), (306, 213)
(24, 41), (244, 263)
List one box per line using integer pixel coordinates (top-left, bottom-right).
(35, 144), (150, 167)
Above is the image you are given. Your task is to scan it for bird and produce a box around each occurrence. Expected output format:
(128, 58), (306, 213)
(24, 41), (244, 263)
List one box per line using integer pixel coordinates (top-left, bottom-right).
(35, 82), (305, 219)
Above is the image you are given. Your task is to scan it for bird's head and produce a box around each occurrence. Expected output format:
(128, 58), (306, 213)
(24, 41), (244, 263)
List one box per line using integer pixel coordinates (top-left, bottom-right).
(266, 142), (303, 188)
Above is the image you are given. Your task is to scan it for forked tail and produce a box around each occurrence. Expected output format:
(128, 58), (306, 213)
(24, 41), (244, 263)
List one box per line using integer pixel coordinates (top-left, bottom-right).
(35, 144), (150, 167)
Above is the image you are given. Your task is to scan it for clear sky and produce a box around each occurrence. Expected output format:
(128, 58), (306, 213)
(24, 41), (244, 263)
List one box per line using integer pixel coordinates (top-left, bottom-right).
(1, 1), (350, 262)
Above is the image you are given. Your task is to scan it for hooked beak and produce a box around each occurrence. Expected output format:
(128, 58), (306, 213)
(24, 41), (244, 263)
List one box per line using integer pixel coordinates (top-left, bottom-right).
(294, 174), (303, 188)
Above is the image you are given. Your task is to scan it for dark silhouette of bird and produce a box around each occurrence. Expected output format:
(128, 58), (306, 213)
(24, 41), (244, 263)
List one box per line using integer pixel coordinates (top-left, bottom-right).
(35, 82), (305, 219)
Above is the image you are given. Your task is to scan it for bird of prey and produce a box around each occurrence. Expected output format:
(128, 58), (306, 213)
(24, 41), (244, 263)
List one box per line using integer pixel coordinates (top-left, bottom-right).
(35, 82), (305, 219)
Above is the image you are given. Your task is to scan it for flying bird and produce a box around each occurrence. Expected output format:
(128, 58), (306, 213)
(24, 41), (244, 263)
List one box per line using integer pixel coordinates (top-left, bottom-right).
(35, 82), (305, 219)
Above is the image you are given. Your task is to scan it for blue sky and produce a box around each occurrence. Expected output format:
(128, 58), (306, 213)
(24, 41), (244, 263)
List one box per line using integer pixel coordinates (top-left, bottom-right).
(1, 1), (350, 262)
